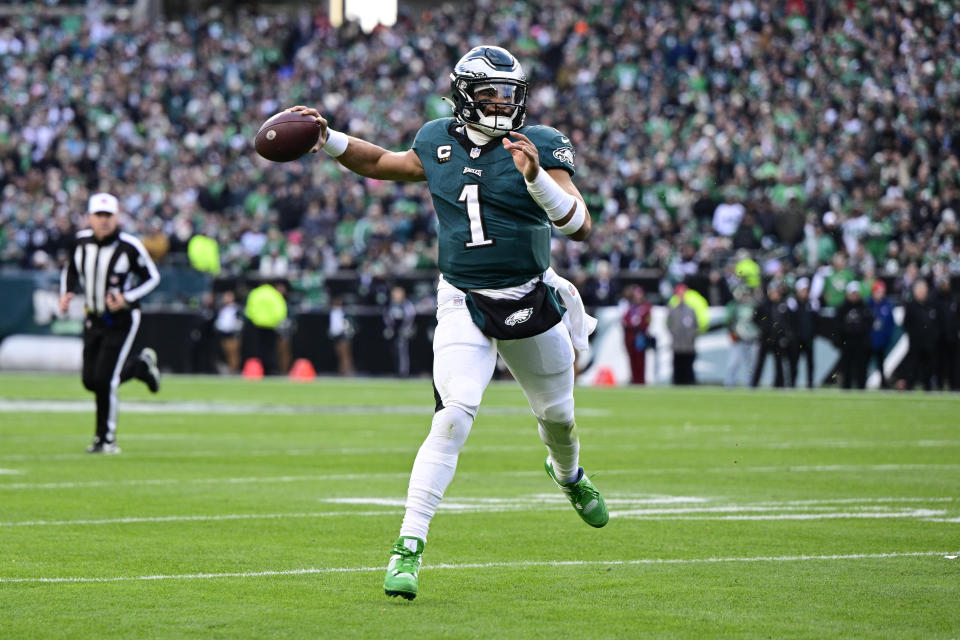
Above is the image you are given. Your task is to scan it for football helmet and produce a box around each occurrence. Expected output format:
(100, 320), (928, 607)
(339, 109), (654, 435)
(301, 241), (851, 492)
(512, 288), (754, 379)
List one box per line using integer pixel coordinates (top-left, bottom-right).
(448, 45), (528, 136)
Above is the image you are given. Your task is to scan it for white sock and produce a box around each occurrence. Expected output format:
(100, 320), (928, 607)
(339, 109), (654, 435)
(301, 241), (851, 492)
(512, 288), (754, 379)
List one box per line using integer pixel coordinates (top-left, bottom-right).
(399, 405), (473, 541)
(539, 420), (580, 484)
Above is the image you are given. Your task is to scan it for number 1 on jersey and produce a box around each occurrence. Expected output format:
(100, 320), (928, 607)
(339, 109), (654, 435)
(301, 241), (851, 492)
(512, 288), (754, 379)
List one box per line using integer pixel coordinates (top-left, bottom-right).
(458, 184), (495, 248)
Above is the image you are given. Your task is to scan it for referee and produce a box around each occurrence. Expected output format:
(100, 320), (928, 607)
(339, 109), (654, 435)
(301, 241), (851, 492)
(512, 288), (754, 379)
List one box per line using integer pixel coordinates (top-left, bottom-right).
(59, 193), (162, 454)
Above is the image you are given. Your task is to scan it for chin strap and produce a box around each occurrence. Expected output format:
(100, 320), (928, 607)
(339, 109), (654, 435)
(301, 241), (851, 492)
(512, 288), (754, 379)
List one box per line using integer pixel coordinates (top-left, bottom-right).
(463, 125), (495, 146)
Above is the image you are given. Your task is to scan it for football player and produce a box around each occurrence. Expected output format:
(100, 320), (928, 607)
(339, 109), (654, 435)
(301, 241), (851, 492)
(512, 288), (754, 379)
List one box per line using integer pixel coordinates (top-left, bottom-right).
(291, 45), (607, 600)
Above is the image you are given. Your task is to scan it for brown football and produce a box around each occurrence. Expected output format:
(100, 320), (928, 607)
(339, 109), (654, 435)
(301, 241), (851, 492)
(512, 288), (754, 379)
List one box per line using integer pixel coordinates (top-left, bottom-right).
(254, 110), (322, 162)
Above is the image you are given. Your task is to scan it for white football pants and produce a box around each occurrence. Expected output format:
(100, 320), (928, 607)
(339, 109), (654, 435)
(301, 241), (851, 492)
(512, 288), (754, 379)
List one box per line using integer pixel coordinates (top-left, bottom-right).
(399, 282), (580, 541)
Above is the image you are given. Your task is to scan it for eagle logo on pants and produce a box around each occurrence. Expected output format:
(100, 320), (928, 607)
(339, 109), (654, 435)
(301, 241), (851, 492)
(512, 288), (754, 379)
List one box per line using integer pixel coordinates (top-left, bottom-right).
(505, 308), (534, 326)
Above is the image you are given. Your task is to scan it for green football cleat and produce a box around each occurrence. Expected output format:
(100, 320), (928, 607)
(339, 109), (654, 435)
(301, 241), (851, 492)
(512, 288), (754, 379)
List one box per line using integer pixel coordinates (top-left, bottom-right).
(545, 458), (609, 528)
(383, 536), (424, 600)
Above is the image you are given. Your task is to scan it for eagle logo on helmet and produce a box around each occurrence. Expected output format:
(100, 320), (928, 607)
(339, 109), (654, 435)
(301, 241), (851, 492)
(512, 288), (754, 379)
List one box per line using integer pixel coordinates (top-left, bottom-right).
(447, 46), (528, 136)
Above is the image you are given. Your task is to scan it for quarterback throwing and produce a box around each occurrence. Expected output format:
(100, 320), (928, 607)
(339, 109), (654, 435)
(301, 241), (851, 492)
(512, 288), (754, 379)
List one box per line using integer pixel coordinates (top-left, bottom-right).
(291, 45), (606, 600)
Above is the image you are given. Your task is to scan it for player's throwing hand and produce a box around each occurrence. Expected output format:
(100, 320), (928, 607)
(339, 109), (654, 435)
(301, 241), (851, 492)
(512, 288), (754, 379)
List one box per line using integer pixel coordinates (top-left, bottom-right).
(502, 131), (540, 182)
(286, 105), (328, 152)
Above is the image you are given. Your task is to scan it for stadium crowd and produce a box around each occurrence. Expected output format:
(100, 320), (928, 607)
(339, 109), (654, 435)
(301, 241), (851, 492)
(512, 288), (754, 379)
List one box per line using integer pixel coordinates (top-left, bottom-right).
(1, 0), (959, 315)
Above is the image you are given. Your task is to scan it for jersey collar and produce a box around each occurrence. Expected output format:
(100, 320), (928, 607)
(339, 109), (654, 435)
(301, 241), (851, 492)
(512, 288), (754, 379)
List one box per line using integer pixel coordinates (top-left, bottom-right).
(449, 122), (503, 159)
(95, 228), (121, 246)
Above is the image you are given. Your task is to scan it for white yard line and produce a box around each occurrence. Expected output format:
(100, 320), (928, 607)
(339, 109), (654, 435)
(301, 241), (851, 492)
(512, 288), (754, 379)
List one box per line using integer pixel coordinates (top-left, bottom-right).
(0, 551), (949, 585)
(3, 447), (958, 463)
(747, 496), (955, 506)
(612, 509), (948, 521)
(0, 399), (607, 417)
(726, 464), (960, 473)
(609, 505), (946, 515)
(750, 440), (960, 450)
(1, 497), (953, 527)
(594, 464), (960, 475)
(0, 473), (413, 490)
(0, 511), (404, 527)
(3, 463), (959, 490)
(0, 443), (635, 462)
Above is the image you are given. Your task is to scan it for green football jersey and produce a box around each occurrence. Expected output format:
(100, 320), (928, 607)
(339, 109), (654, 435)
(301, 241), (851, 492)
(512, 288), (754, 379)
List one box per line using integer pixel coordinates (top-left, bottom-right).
(412, 118), (577, 289)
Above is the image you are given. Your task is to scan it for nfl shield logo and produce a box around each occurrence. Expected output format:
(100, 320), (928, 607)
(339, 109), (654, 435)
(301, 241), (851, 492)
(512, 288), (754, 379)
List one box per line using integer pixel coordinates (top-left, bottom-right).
(470, 147), (481, 159)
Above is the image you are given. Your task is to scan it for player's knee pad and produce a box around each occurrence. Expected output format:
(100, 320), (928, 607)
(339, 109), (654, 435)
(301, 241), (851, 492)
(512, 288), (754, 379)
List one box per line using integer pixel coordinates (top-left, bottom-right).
(434, 374), (485, 418)
(535, 397), (575, 431)
(423, 405), (474, 456)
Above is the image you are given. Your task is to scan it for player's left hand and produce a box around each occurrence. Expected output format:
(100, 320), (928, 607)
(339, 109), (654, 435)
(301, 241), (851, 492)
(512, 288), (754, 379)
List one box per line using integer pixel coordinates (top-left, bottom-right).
(106, 291), (127, 311)
(502, 131), (540, 182)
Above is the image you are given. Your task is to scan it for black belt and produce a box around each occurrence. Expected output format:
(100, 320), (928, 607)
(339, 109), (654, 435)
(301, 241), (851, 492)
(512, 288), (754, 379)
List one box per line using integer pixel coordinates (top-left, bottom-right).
(86, 309), (132, 327)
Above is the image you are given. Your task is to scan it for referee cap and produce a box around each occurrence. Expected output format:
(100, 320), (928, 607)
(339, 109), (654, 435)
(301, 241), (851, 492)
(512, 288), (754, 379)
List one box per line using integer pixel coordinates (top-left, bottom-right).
(88, 192), (119, 215)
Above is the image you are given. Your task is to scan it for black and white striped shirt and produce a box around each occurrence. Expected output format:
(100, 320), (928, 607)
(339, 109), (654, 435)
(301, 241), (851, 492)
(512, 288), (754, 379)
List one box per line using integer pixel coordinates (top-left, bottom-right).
(60, 229), (161, 316)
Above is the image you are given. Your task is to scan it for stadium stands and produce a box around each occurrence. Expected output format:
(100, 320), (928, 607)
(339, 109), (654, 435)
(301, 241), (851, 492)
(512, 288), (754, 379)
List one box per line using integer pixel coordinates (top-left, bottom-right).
(1, 0), (958, 311)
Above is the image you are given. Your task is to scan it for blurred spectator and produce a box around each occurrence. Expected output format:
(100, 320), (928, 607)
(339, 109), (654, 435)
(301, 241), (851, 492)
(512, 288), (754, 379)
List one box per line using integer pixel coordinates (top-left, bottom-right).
(705, 268), (733, 307)
(901, 280), (940, 391)
(214, 290), (243, 374)
(867, 280), (896, 389)
(383, 285), (416, 377)
(621, 285), (652, 385)
(837, 281), (873, 390)
(142, 219), (170, 263)
(733, 251), (761, 290)
(275, 282), (295, 376)
(724, 286), (759, 387)
(935, 278), (959, 390)
(816, 252), (855, 309)
(712, 187), (745, 237)
(788, 277), (818, 389)
(752, 282), (794, 388)
(187, 291), (218, 373)
(328, 296), (355, 376)
(244, 282), (288, 375)
(667, 284), (697, 386)
(582, 260), (619, 309)
(731, 211), (763, 252)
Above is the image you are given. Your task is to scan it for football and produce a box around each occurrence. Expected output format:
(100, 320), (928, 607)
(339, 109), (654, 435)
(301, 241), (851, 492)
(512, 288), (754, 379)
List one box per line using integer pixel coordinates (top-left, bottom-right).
(254, 110), (322, 162)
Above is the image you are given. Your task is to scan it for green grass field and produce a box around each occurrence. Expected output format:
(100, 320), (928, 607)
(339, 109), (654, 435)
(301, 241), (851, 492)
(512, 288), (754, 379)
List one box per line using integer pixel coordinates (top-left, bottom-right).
(1, 373), (958, 638)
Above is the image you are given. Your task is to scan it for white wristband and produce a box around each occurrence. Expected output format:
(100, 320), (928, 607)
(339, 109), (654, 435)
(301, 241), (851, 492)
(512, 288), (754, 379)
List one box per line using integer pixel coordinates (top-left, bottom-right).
(525, 169), (577, 222)
(322, 129), (349, 158)
(555, 200), (587, 235)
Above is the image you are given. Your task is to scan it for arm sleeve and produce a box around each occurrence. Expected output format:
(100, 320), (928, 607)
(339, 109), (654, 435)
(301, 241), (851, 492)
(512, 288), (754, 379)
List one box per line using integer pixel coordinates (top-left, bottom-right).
(123, 237), (161, 303)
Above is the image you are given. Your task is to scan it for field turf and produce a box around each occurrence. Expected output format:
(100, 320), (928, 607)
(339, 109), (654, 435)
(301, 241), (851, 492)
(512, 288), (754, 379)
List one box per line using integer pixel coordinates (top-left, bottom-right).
(1, 373), (958, 638)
